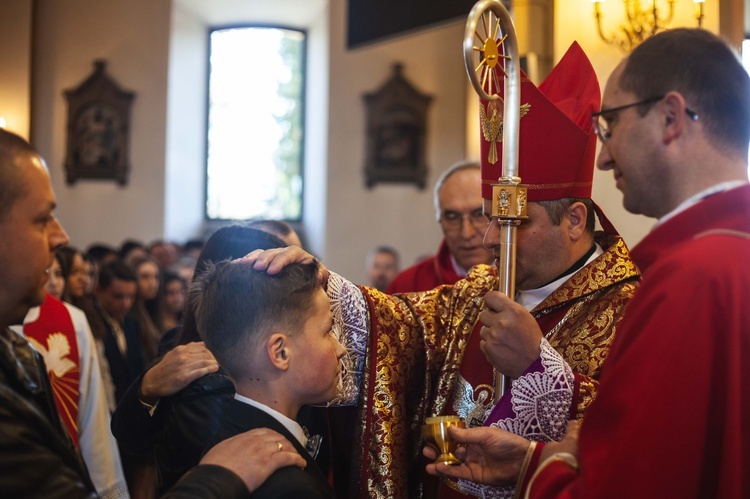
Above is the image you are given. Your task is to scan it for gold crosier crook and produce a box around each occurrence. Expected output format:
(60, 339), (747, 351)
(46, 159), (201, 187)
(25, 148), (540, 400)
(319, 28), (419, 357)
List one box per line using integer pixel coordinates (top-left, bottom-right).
(463, 0), (528, 403)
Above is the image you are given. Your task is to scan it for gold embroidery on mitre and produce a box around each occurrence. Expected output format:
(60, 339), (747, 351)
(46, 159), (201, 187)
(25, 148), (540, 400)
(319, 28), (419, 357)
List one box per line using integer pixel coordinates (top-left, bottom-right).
(479, 101), (531, 164)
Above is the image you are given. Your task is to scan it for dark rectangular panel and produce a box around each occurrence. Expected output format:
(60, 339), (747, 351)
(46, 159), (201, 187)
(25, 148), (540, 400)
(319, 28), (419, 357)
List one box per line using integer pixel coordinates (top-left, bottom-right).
(347, 0), (481, 48)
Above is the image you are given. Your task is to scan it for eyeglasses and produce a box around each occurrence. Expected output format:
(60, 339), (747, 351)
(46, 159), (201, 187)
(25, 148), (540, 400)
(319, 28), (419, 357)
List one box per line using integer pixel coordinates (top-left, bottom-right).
(440, 208), (487, 232)
(591, 95), (699, 143)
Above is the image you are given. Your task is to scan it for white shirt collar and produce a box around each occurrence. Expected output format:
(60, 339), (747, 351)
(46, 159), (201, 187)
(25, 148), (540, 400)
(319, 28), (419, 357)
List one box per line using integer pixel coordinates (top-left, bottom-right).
(449, 253), (468, 278)
(233, 393), (307, 448)
(655, 181), (748, 228)
(516, 243), (604, 312)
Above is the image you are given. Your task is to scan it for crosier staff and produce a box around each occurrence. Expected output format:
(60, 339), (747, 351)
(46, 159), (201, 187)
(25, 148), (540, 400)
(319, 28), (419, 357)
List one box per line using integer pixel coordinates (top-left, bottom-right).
(463, 0), (528, 402)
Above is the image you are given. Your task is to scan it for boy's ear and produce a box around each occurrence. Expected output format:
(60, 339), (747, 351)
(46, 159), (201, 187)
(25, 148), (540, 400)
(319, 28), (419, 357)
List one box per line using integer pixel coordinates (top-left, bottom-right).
(267, 333), (290, 371)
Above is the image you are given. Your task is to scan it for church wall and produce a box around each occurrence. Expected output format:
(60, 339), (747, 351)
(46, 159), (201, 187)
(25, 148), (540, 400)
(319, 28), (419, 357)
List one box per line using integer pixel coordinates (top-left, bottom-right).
(0, 0), (32, 139)
(31, 0), (171, 249)
(163, 5), (208, 244)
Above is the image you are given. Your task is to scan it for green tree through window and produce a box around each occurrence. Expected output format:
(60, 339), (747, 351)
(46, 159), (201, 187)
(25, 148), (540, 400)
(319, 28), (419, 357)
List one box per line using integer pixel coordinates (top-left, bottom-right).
(206, 26), (305, 221)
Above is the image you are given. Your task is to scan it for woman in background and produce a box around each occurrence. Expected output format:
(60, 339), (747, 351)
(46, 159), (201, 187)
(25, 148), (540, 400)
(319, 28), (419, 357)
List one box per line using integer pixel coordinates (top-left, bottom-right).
(45, 250), (67, 300)
(130, 256), (163, 361)
(58, 246), (92, 305)
(160, 271), (186, 333)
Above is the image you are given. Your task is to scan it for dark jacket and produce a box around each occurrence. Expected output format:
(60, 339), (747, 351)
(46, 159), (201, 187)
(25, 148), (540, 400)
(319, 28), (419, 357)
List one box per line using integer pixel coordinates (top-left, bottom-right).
(113, 369), (334, 494)
(112, 370), (236, 492)
(209, 399), (335, 499)
(0, 327), (97, 497)
(100, 310), (147, 404)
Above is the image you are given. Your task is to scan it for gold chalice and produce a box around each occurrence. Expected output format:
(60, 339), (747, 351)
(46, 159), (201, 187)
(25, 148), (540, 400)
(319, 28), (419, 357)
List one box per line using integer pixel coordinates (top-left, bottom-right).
(422, 415), (465, 466)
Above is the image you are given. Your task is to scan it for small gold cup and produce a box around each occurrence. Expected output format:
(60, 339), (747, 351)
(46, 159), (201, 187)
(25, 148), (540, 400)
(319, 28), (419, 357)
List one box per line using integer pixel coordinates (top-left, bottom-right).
(421, 415), (465, 466)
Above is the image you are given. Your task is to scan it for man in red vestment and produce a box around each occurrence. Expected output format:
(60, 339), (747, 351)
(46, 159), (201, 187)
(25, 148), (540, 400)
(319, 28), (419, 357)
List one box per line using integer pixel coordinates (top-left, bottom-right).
(386, 161), (493, 293)
(425, 28), (750, 499)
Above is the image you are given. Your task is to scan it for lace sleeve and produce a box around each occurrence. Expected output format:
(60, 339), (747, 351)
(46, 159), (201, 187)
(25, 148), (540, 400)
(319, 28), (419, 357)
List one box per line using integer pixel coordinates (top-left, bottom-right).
(457, 339), (574, 498)
(326, 271), (369, 406)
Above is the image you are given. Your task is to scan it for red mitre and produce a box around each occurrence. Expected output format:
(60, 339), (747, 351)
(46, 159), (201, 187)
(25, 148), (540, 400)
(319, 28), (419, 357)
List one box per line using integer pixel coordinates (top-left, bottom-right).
(480, 42), (600, 203)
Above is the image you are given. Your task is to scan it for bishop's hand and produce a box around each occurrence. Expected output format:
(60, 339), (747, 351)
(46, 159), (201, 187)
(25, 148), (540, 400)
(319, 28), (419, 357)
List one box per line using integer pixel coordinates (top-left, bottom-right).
(479, 290), (542, 378)
(240, 246), (329, 286)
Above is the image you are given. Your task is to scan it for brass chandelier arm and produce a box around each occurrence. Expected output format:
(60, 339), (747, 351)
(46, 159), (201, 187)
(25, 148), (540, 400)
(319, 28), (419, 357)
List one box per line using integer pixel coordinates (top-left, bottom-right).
(593, 0), (703, 53)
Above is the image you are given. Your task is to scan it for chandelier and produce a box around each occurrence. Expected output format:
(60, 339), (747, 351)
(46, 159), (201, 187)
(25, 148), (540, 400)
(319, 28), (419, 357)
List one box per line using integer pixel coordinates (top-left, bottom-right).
(593, 0), (706, 52)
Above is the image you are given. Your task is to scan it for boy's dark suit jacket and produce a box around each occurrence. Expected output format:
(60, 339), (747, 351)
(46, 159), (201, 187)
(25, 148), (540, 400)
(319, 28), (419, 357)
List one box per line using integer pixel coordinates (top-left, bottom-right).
(208, 399), (335, 499)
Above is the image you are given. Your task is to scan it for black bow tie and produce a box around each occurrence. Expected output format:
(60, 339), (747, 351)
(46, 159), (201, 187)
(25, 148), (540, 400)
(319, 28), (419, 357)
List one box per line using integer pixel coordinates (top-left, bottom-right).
(303, 426), (322, 459)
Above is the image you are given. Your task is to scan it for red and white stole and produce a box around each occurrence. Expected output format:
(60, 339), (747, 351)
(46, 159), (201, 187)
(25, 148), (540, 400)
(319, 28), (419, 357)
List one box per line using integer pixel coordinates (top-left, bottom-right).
(24, 294), (81, 447)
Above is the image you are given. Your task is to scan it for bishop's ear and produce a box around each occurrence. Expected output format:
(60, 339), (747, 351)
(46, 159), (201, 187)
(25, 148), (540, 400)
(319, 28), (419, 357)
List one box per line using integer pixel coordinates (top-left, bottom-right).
(566, 202), (587, 241)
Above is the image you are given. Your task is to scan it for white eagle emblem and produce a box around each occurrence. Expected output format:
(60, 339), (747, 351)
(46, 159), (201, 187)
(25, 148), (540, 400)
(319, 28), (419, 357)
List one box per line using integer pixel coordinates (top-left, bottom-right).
(28, 332), (76, 377)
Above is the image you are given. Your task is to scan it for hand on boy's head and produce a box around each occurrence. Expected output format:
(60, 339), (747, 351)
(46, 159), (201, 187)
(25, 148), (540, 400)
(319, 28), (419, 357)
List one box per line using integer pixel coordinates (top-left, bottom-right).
(200, 428), (306, 493)
(238, 246), (319, 275)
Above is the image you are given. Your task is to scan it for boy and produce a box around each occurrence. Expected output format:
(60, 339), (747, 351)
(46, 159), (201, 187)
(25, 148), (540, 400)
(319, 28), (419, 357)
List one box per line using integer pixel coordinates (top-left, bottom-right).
(192, 259), (345, 498)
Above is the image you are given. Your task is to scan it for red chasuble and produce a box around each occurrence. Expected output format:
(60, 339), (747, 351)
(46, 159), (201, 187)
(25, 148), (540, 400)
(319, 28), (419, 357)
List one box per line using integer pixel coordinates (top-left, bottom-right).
(24, 294), (81, 447)
(526, 185), (750, 498)
(438, 233), (637, 499)
(348, 234), (637, 499)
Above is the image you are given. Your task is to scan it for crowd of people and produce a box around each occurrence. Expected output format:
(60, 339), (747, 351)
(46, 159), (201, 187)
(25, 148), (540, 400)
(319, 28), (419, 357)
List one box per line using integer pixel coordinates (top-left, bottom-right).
(0, 27), (748, 499)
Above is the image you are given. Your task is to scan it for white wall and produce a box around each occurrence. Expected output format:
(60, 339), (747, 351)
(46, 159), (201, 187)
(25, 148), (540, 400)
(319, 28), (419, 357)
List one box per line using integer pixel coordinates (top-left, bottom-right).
(31, 0), (171, 249)
(164, 5), (209, 243)
(302, 5), (331, 259)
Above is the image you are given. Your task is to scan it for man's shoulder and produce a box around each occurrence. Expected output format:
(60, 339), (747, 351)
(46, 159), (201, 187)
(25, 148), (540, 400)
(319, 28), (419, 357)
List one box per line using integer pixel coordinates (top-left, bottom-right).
(386, 255), (440, 293)
(580, 233), (639, 283)
(206, 403), (333, 498)
(177, 371), (234, 398)
(210, 399), (285, 443)
(0, 367), (96, 497)
(653, 228), (750, 283)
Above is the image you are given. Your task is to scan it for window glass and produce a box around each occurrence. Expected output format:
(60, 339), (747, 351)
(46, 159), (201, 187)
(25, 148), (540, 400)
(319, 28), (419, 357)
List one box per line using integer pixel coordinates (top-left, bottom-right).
(206, 26), (305, 220)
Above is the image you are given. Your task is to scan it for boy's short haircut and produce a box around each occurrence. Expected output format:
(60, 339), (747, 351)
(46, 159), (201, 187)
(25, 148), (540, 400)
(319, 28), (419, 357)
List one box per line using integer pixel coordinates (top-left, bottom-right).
(191, 260), (321, 381)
